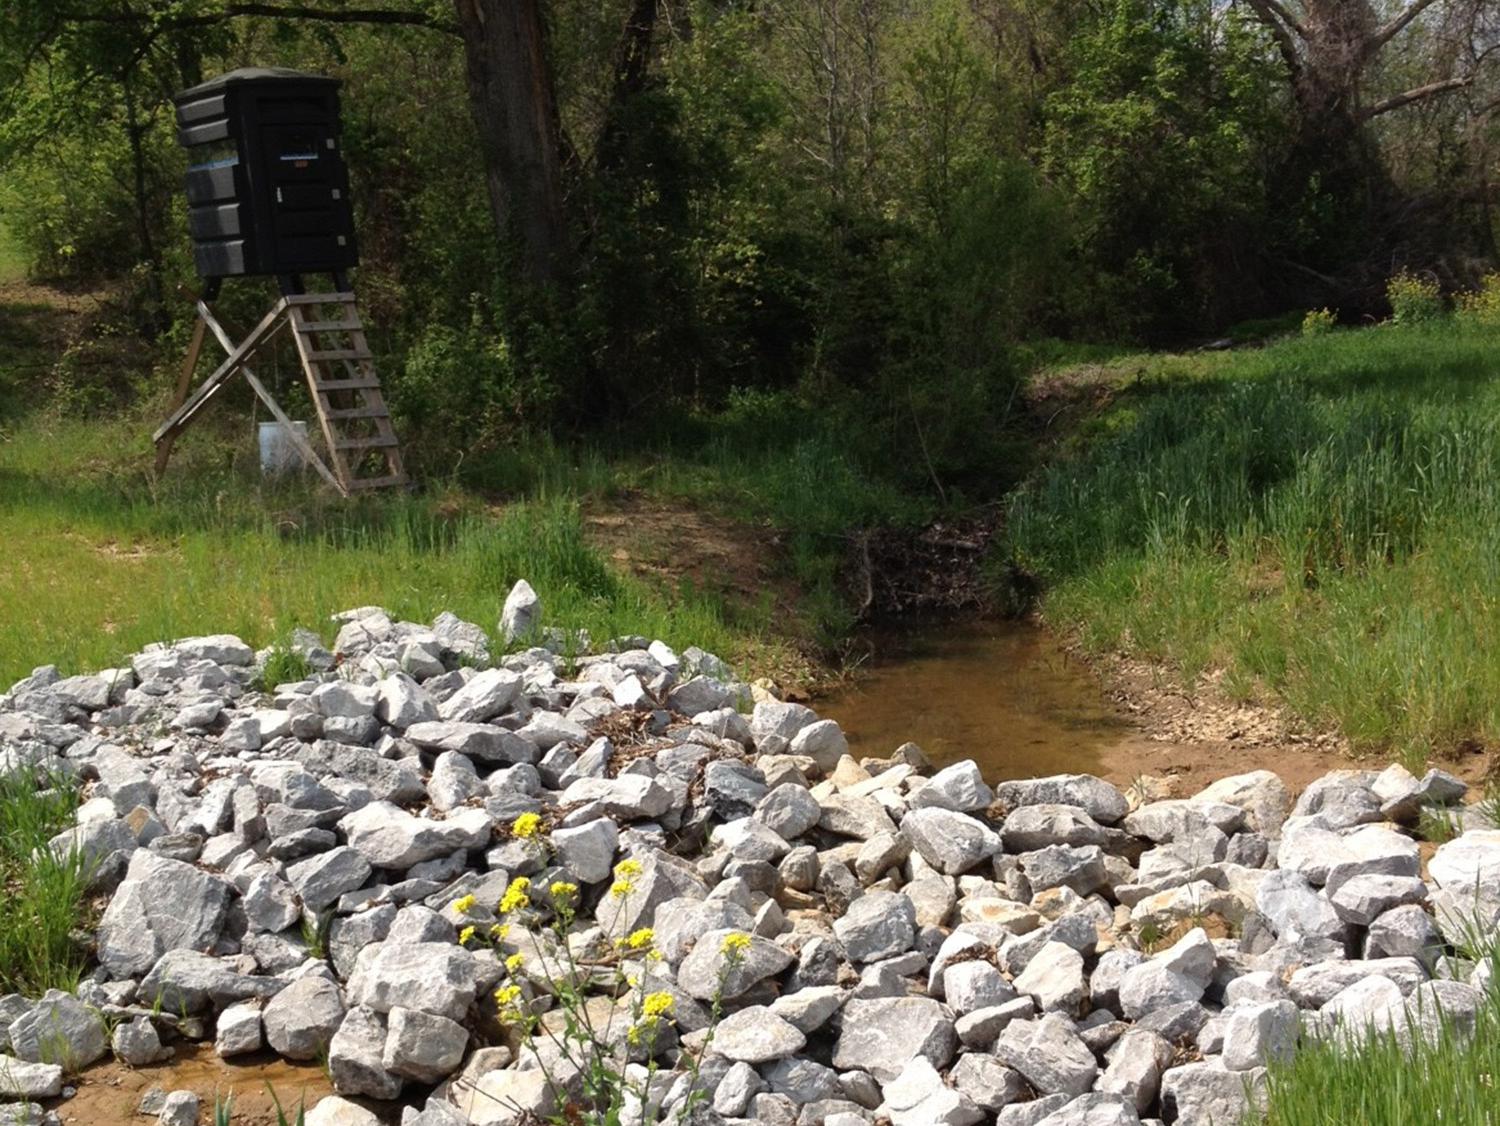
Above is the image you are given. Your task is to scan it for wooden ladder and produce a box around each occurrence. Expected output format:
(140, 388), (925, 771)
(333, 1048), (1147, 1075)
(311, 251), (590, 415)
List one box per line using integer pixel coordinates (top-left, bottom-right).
(285, 294), (406, 493)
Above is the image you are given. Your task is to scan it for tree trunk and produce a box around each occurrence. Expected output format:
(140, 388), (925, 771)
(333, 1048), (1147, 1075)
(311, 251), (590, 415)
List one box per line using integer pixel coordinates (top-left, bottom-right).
(452, 0), (570, 286)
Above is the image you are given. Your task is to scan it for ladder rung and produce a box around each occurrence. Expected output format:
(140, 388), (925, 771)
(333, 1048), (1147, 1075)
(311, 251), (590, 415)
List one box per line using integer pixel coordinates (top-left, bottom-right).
(347, 473), (408, 491)
(334, 435), (400, 451)
(294, 319), (363, 334)
(304, 348), (370, 362)
(313, 377), (382, 391)
(323, 405), (390, 421)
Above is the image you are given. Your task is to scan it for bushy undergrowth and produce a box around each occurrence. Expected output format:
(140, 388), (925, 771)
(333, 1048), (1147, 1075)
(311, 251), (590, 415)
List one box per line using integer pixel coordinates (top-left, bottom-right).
(1000, 320), (1500, 763)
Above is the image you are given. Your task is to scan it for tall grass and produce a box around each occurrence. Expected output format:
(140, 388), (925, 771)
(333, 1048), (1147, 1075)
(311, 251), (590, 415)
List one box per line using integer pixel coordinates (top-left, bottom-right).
(0, 770), (91, 994)
(1001, 321), (1500, 762)
(1247, 985), (1500, 1125)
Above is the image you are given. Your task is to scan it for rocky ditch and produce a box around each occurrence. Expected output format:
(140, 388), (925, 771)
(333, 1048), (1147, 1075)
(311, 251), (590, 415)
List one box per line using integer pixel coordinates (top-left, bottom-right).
(1, 581), (1498, 1126)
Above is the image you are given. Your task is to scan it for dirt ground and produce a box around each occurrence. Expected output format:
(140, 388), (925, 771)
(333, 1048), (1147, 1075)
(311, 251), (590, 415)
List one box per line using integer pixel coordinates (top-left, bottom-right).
(55, 1044), (363, 1126)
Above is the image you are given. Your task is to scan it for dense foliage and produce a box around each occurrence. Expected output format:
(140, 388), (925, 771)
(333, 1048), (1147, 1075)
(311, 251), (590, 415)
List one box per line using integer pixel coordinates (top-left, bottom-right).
(1, 0), (1497, 478)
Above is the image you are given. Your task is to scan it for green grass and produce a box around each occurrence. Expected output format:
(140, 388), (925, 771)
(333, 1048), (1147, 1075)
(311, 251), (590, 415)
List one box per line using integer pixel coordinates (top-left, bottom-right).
(0, 218), (24, 283)
(0, 770), (92, 995)
(1247, 981), (1500, 1125)
(0, 414), (782, 685)
(998, 319), (1500, 765)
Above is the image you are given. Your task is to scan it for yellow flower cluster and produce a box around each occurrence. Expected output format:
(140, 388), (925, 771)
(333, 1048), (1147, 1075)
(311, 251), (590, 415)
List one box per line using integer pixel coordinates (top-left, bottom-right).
(625, 927), (655, 951)
(499, 876), (531, 915)
(549, 881), (579, 901)
(458, 925), (476, 946)
(452, 894), (477, 915)
(641, 991), (674, 1019)
(493, 983), (524, 1022)
(609, 858), (643, 899)
(505, 952), (525, 974)
(489, 923), (510, 941)
(511, 812), (543, 839)
(720, 931), (752, 957)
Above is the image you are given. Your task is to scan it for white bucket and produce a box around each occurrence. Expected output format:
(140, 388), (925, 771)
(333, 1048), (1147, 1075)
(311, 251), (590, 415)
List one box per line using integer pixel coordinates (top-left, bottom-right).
(258, 420), (310, 476)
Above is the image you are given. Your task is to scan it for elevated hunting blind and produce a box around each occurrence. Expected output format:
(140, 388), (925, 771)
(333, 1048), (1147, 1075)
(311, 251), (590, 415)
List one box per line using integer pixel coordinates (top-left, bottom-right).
(154, 68), (405, 496)
(175, 67), (358, 286)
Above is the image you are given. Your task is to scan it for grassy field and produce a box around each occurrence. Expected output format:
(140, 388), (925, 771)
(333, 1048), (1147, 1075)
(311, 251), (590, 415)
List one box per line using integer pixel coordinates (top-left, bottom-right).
(999, 318), (1500, 767)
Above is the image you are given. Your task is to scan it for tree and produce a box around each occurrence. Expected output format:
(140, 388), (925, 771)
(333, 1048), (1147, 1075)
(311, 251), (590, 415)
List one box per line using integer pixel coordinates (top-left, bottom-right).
(452, 0), (571, 286)
(1239, 0), (1500, 287)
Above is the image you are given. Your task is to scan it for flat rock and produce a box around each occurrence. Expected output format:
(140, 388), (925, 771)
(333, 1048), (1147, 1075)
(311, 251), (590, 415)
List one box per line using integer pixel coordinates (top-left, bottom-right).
(711, 1006), (807, 1063)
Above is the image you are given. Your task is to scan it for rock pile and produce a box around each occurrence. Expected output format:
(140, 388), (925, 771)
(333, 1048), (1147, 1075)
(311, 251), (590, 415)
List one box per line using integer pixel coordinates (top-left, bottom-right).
(1, 585), (1498, 1126)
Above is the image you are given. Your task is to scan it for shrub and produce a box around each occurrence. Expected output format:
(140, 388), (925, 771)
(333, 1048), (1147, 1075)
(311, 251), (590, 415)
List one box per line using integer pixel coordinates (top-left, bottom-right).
(1386, 270), (1444, 326)
(1301, 308), (1337, 336)
(1456, 274), (1500, 326)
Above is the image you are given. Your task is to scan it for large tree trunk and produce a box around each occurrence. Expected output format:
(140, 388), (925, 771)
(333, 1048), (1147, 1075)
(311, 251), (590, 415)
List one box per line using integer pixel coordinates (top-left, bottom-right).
(452, 0), (570, 286)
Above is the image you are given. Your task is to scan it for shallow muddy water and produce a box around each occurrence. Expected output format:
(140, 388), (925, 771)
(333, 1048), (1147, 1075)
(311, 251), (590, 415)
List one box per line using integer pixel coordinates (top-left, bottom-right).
(817, 619), (1135, 781)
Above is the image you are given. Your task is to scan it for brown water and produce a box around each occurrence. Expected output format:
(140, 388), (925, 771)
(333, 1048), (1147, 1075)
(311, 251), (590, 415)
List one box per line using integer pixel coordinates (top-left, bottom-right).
(817, 619), (1136, 781)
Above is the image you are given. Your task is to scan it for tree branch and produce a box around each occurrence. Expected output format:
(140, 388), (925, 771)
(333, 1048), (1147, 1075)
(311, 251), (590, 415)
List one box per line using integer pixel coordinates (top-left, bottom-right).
(1361, 74), (1473, 119)
(1368, 0), (1447, 57)
(1241, 0), (1304, 78)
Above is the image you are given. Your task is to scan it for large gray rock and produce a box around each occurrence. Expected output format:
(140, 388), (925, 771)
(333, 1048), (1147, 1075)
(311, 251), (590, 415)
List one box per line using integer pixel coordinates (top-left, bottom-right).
(7, 991), (108, 1069)
(833, 891), (916, 963)
(500, 580), (541, 643)
(95, 850), (230, 978)
(287, 847), (373, 912)
(993, 1014), (1097, 1098)
(710, 1006), (807, 1063)
(1222, 1000), (1298, 1071)
(264, 976), (346, 1061)
(140, 950), (282, 1014)
(328, 1006), (402, 1099)
(340, 802), (490, 870)
(1013, 942), (1086, 1014)
(911, 761), (994, 813)
(560, 775), (673, 820)
(1098, 1028), (1172, 1114)
(1160, 1059), (1264, 1125)
(0, 1055), (62, 1099)
(1002, 805), (1109, 852)
(406, 721), (538, 765)
(551, 818), (618, 885)
(439, 669), (523, 723)
(756, 784), (823, 840)
(1429, 831), (1500, 916)
(788, 720), (848, 773)
(382, 1006), (469, 1083)
(944, 961), (1019, 1016)
(347, 942), (479, 1022)
(878, 1056), (985, 1126)
(996, 776), (1128, 825)
(832, 997), (958, 1082)
(901, 807), (1001, 875)
(677, 929), (793, 1001)
(1034, 1094), (1144, 1126)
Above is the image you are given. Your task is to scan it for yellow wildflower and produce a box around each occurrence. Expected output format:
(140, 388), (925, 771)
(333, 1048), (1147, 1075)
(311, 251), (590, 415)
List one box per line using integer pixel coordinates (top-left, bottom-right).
(505, 952), (526, 974)
(615, 858), (643, 880)
(641, 991), (675, 1020)
(493, 983), (524, 1021)
(498, 876), (532, 914)
(626, 927), (655, 951)
(610, 858), (643, 899)
(458, 925), (475, 946)
(511, 812), (543, 839)
(452, 894), (477, 915)
(549, 881), (579, 901)
(489, 923), (510, 941)
(720, 932), (751, 957)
